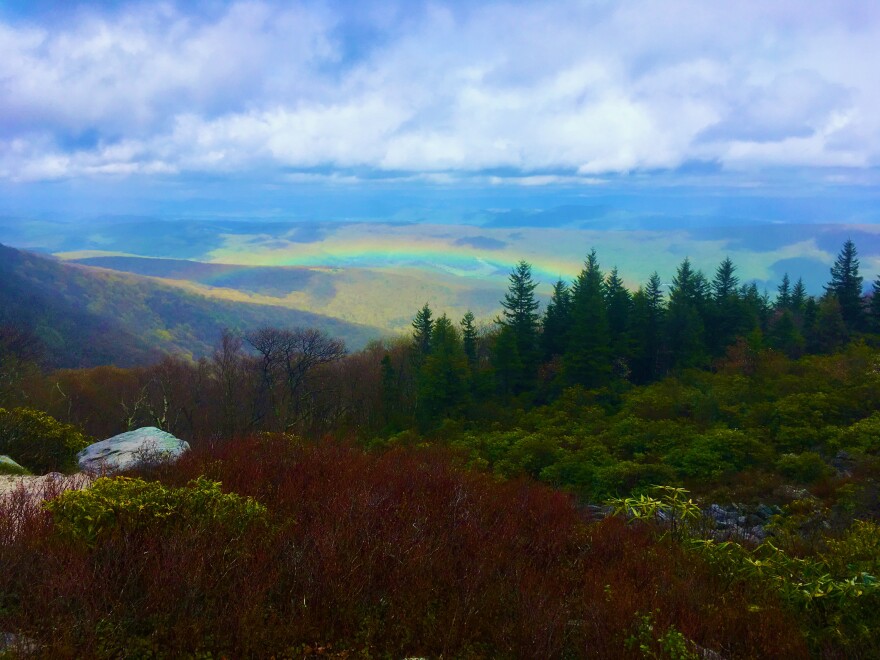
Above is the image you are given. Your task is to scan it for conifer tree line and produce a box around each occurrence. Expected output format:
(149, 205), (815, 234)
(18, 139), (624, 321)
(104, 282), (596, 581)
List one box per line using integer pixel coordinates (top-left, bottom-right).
(401, 239), (880, 427)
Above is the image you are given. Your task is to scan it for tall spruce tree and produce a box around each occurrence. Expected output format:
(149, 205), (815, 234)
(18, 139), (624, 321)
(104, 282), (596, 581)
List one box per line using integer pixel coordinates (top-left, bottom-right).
(791, 277), (808, 313)
(565, 250), (610, 388)
(497, 260), (541, 389)
(460, 310), (478, 366)
(605, 267), (633, 361)
(808, 296), (848, 353)
(541, 279), (572, 360)
(712, 257), (740, 301)
(709, 257), (746, 355)
(417, 314), (469, 426)
(412, 303), (434, 359)
(768, 310), (804, 358)
(665, 258), (708, 369)
(776, 273), (792, 310)
(827, 239), (865, 330)
(492, 325), (523, 397)
(627, 273), (666, 383)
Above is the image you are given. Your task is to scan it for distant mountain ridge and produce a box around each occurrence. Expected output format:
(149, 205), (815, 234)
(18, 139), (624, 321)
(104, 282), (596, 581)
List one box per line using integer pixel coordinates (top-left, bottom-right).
(0, 244), (380, 369)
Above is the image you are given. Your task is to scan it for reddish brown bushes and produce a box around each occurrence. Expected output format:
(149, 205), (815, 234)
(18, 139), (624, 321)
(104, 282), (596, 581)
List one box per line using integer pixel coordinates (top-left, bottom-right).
(0, 437), (807, 657)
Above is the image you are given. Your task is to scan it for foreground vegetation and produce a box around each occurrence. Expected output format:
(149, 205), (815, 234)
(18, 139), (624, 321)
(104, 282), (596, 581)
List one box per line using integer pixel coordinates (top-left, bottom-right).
(2, 437), (812, 658)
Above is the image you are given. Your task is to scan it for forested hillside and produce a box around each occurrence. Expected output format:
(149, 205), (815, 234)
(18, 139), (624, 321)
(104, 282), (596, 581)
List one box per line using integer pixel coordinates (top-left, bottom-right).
(0, 244), (379, 368)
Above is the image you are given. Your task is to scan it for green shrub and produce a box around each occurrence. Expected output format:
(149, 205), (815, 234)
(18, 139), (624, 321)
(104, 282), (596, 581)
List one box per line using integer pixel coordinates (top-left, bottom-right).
(0, 407), (91, 474)
(44, 476), (268, 546)
(776, 452), (833, 484)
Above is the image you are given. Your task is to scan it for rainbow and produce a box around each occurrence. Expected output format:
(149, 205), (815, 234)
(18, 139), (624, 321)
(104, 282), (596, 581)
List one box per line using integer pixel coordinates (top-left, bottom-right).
(205, 225), (590, 284)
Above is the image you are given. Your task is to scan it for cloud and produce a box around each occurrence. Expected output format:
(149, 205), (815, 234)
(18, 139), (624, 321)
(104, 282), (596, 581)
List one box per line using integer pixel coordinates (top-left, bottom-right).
(1, 0), (879, 182)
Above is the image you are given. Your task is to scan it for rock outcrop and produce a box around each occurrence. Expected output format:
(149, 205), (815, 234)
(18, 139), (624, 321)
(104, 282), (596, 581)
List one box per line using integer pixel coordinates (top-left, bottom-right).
(77, 427), (190, 474)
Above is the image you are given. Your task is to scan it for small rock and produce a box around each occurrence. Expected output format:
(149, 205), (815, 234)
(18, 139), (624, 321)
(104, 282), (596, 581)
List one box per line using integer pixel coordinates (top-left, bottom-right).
(774, 485), (814, 501)
(831, 450), (856, 477)
(77, 427), (190, 474)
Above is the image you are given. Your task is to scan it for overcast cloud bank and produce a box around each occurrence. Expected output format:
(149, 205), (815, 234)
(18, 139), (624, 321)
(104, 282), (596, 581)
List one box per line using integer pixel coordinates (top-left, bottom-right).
(1, 0), (878, 184)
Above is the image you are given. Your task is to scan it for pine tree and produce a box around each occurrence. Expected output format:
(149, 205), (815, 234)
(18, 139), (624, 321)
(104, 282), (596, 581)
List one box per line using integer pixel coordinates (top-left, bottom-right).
(665, 258), (708, 370)
(767, 310), (804, 358)
(541, 279), (572, 360)
(776, 273), (792, 311)
(564, 250), (610, 388)
(740, 282), (769, 333)
(629, 272), (666, 382)
(712, 257), (739, 301)
(605, 267), (632, 361)
(708, 257), (746, 355)
(827, 239), (865, 330)
(808, 296), (848, 353)
(412, 303), (434, 359)
(646, 272), (664, 311)
(492, 325), (523, 397)
(417, 314), (469, 425)
(497, 260), (541, 389)
(791, 278), (807, 313)
(460, 310), (478, 366)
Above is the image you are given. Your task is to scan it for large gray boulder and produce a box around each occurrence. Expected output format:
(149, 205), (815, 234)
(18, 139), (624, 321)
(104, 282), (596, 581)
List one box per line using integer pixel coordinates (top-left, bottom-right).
(77, 427), (190, 474)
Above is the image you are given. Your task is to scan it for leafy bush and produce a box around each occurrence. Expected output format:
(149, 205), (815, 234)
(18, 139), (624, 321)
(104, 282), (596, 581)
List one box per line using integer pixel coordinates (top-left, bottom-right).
(0, 407), (91, 473)
(44, 475), (267, 545)
(607, 485), (880, 655)
(776, 452), (833, 484)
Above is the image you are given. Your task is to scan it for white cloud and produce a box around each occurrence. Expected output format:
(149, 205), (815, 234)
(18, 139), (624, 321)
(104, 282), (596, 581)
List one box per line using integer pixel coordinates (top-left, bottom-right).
(0, 0), (878, 181)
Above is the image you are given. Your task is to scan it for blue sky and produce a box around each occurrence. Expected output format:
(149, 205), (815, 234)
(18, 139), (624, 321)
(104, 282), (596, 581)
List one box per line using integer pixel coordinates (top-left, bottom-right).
(1, 0), (879, 226)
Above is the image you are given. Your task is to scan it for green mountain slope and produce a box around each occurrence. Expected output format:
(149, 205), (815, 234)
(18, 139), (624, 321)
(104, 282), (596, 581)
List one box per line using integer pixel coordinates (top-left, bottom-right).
(0, 244), (380, 368)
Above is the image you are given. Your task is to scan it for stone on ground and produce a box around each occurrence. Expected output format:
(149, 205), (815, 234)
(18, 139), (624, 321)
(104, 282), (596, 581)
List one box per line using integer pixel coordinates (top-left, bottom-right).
(77, 427), (190, 474)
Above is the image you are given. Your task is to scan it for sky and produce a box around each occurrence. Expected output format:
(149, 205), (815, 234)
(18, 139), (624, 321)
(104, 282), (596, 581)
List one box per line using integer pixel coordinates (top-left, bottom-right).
(1, 0), (879, 225)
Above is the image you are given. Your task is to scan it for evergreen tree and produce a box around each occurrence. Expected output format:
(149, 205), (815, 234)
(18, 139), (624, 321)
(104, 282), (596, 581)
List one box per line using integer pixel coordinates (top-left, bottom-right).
(627, 273), (666, 383)
(808, 295), (848, 353)
(497, 260), (541, 388)
(646, 272), (665, 313)
(712, 257), (739, 301)
(417, 314), (469, 425)
(791, 277), (808, 313)
(605, 267), (633, 361)
(826, 239), (865, 330)
(412, 303), (434, 359)
(541, 279), (572, 360)
(708, 257), (746, 355)
(564, 250), (610, 388)
(492, 325), (523, 397)
(664, 258), (708, 370)
(767, 310), (804, 358)
(776, 273), (792, 310)
(740, 282), (769, 333)
(460, 310), (478, 366)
